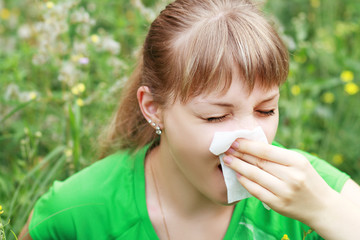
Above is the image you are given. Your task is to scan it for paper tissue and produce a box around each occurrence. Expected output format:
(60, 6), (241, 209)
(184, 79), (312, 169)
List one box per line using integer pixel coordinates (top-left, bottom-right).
(209, 126), (270, 209)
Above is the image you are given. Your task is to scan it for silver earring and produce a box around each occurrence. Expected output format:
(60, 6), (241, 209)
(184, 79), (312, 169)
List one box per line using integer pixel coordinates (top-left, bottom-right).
(148, 119), (156, 127)
(155, 126), (162, 135)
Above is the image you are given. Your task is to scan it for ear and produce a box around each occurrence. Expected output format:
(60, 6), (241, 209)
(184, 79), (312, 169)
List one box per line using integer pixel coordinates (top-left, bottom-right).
(137, 86), (163, 128)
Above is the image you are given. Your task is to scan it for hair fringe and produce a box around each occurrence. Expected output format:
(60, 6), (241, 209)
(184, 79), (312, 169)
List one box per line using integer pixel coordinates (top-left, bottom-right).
(97, 0), (289, 159)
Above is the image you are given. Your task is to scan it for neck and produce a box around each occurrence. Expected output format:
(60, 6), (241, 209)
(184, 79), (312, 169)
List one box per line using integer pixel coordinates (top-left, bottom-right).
(146, 144), (232, 218)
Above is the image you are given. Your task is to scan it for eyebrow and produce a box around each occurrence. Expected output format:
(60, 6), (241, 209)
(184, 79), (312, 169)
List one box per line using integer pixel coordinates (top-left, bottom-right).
(259, 92), (280, 103)
(206, 102), (234, 107)
(193, 100), (234, 108)
(196, 92), (279, 107)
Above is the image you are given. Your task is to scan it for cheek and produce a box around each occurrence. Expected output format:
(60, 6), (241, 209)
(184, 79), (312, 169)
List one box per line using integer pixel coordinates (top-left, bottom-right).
(163, 111), (214, 158)
(260, 115), (279, 143)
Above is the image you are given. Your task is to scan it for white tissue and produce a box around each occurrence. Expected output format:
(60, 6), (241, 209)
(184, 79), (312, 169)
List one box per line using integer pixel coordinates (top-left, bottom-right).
(209, 126), (270, 209)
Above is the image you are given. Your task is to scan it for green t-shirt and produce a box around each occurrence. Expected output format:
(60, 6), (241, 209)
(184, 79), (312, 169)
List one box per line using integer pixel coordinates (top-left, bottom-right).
(29, 143), (349, 240)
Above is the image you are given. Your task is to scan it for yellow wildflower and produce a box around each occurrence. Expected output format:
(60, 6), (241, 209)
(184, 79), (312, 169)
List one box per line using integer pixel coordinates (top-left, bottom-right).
(322, 92), (335, 104)
(90, 34), (100, 43)
(344, 82), (359, 95)
(29, 92), (37, 100)
(332, 154), (344, 166)
(0, 205), (4, 215)
(71, 86), (79, 95)
(71, 54), (82, 63)
(281, 234), (290, 240)
(0, 8), (11, 20)
(76, 98), (84, 107)
(65, 149), (73, 157)
(77, 83), (85, 93)
(35, 131), (42, 138)
(291, 85), (301, 96)
(340, 70), (354, 82)
(335, 22), (357, 38)
(310, 0), (320, 8)
(71, 83), (86, 95)
(46, 2), (55, 9)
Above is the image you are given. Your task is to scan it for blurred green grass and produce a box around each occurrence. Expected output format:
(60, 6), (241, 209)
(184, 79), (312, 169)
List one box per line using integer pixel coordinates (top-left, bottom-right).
(0, 0), (359, 237)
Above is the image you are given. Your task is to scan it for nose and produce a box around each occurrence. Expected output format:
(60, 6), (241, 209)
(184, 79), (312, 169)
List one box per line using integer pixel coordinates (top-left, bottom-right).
(232, 115), (259, 131)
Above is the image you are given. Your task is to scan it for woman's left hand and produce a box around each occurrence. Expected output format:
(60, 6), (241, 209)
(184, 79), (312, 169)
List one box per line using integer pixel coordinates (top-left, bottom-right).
(223, 139), (336, 224)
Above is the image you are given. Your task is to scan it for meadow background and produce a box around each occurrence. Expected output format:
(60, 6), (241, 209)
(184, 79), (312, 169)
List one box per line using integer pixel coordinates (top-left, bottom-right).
(0, 0), (359, 238)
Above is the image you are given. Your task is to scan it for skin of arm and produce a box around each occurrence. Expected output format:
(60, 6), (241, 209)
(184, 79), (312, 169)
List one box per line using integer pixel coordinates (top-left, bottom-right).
(341, 178), (360, 208)
(307, 179), (360, 239)
(224, 139), (360, 240)
(18, 210), (33, 240)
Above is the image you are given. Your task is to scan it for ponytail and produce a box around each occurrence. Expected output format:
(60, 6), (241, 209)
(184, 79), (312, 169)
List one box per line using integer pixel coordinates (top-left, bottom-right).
(98, 53), (158, 158)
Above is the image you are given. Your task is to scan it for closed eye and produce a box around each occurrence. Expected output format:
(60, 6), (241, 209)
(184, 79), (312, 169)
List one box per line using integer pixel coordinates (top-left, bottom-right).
(257, 110), (275, 116)
(206, 115), (228, 123)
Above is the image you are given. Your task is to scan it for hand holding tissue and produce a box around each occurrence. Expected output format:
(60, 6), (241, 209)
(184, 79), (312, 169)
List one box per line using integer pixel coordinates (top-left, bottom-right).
(209, 126), (270, 209)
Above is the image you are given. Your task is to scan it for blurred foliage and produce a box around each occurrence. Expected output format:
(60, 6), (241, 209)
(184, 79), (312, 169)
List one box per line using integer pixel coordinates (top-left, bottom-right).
(0, 0), (359, 237)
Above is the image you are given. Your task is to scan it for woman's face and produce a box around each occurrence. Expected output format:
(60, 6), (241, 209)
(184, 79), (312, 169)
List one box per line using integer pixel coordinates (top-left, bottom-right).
(159, 75), (280, 205)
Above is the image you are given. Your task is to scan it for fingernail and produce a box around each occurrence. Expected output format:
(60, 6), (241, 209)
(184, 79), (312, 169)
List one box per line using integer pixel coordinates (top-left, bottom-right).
(231, 141), (239, 149)
(236, 173), (242, 178)
(227, 147), (235, 154)
(223, 155), (233, 165)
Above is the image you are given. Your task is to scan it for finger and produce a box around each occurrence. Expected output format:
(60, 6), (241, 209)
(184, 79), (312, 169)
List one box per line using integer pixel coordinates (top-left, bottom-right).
(224, 155), (288, 197)
(232, 139), (299, 166)
(234, 152), (290, 181)
(236, 173), (279, 205)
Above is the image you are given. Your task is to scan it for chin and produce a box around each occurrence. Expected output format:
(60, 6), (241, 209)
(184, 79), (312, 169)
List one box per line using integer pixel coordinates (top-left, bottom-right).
(223, 200), (240, 206)
(210, 193), (238, 206)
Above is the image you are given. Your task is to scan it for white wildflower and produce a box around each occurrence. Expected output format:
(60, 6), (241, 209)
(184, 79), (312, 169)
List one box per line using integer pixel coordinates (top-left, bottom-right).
(99, 36), (120, 55)
(107, 56), (127, 76)
(107, 56), (127, 68)
(55, 41), (68, 55)
(0, 37), (16, 54)
(109, 77), (128, 94)
(132, 0), (156, 22)
(76, 24), (91, 36)
(19, 91), (38, 102)
(86, 3), (96, 12)
(4, 83), (20, 101)
(32, 53), (49, 65)
(70, 7), (92, 24)
(18, 24), (33, 39)
(58, 61), (82, 86)
(73, 41), (87, 55)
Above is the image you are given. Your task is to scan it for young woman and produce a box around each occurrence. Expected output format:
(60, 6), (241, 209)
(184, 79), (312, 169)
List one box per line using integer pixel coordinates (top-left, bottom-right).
(20, 0), (360, 239)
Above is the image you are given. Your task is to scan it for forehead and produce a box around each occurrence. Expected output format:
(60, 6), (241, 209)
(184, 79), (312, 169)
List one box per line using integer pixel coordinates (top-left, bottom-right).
(188, 78), (280, 105)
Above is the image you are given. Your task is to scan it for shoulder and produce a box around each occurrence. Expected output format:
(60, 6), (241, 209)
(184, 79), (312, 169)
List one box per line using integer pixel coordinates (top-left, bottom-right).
(45, 149), (137, 204)
(29, 147), (148, 239)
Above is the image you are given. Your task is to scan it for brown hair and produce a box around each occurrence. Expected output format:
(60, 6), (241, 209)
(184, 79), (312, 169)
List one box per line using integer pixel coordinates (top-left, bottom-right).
(98, 0), (289, 157)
